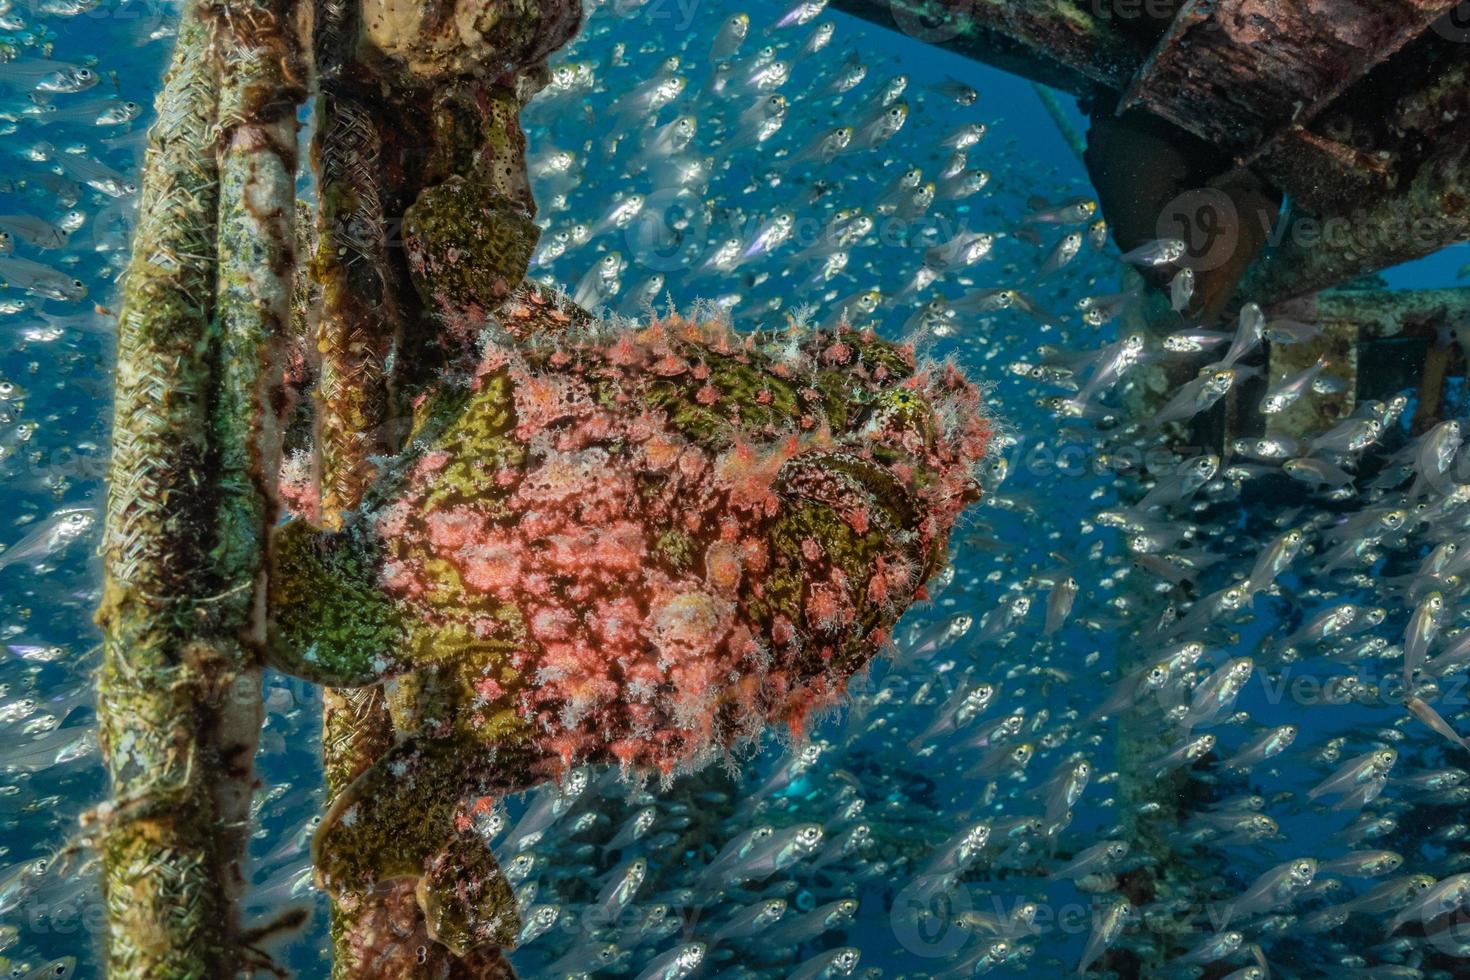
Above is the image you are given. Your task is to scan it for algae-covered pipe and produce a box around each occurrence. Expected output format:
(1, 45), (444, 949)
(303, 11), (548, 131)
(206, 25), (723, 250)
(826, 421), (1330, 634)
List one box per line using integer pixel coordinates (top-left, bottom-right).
(210, 0), (307, 945)
(94, 0), (304, 973)
(304, 0), (580, 967)
(308, 0), (441, 971)
(94, 4), (235, 975)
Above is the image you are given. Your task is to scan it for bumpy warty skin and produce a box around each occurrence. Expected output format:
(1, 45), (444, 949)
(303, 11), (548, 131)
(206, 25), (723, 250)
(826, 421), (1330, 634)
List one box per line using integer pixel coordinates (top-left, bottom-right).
(274, 311), (991, 772)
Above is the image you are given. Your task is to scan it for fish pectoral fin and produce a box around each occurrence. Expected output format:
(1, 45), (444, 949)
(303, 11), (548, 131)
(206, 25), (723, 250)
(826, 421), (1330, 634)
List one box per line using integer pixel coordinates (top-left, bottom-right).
(313, 737), (471, 896)
(266, 520), (404, 687)
(417, 827), (523, 955)
(314, 733), (544, 954)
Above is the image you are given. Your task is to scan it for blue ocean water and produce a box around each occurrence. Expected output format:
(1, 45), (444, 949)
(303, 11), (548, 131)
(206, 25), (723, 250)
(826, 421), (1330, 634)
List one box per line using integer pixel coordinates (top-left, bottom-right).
(0, 1), (1467, 978)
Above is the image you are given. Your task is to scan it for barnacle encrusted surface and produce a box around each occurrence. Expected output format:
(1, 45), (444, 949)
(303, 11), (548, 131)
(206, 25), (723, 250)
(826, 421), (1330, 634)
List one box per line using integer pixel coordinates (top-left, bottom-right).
(276, 311), (989, 769)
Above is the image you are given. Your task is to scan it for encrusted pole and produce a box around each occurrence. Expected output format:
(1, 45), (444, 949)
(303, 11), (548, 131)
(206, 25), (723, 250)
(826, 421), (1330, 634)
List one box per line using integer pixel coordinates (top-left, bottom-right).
(94, 5), (231, 974)
(94, 0), (303, 973)
(308, 0), (435, 972)
(210, 0), (307, 951)
(303, 0), (580, 969)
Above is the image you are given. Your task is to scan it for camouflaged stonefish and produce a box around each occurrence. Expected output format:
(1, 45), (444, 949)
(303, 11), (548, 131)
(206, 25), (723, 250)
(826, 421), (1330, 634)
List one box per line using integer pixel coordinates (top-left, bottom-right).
(267, 291), (991, 953)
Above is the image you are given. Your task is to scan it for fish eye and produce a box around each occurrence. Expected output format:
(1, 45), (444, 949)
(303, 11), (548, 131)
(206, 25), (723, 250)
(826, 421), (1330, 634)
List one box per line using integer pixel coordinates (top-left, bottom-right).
(76, 68), (92, 80)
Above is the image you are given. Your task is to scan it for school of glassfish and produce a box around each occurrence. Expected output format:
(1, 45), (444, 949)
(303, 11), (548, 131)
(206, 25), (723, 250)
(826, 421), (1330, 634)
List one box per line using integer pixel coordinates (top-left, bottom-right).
(0, 0), (1467, 977)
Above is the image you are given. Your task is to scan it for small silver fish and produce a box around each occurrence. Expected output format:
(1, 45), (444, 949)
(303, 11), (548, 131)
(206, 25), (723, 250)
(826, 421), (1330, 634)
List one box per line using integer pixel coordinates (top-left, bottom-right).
(711, 898), (787, 942)
(1148, 733), (1215, 777)
(709, 12), (749, 61)
(855, 101), (907, 149)
(1075, 899), (1130, 975)
(1150, 368), (1235, 427)
(1038, 232), (1082, 279)
(798, 21), (834, 60)
(1325, 423), (1387, 464)
(1025, 196), (1094, 224)
(1119, 238), (1185, 267)
(773, 0), (826, 29)
(787, 947), (859, 980)
(1043, 576), (1078, 636)
(1221, 724), (1298, 771)
(516, 903), (560, 946)
(928, 76), (978, 105)
(1316, 850), (1404, 878)
(940, 122), (988, 152)
(1308, 747), (1397, 802)
(0, 257), (86, 301)
(1244, 528), (1306, 601)
(1282, 456), (1354, 489)
(1048, 840), (1129, 881)
(19, 956), (74, 980)
(0, 214), (66, 249)
(53, 151), (135, 197)
(1169, 267), (1195, 311)
(1222, 857), (1316, 926)
(632, 941), (704, 980)
(787, 126), (851, 166)
(23, 96), (140, 127)
(1220, 302), (1265, 367)
(1180, 658), (1253, 731)
(589, 856), (647, 927)
(602, 806), (656, 854)
(572, 252), (623, 308)
(1403, 590), (1446, 684)
(0, 506), (94, 569)
(1260, 355), (1329, 414)
(0, 60), (97, 94)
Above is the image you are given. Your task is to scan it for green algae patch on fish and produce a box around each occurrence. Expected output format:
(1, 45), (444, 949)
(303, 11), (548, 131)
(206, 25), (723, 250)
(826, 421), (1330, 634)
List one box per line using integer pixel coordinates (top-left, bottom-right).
(267, 520), (408, 687)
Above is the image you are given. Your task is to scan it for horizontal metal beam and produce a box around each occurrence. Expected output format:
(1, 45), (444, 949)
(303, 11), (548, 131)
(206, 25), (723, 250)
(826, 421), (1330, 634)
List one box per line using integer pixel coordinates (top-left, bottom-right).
(1245, 142), (1470, 303)
(828, 0), (1147, 98)
(829, 0), (1470, 305)
(1120, 0), (1460, 158)
(1269, 286), (1470, 341)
